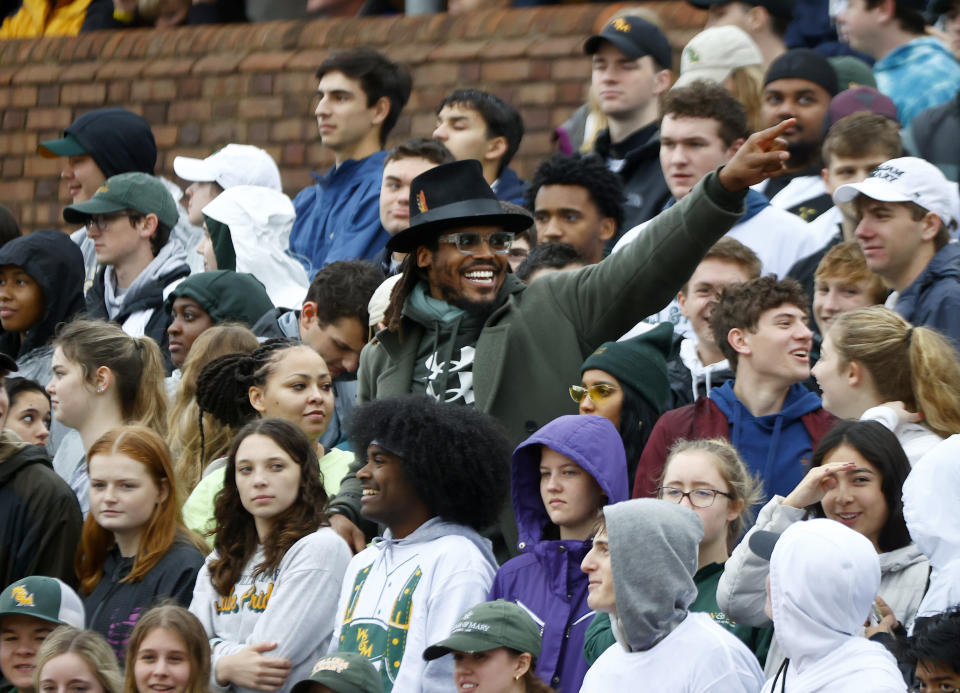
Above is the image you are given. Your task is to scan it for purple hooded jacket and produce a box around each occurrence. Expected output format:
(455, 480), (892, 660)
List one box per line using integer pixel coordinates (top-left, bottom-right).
(489, 415), (629, 692)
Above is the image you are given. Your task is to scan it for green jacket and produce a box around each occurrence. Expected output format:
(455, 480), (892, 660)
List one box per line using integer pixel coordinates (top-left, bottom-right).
(331, 172), (746, 531)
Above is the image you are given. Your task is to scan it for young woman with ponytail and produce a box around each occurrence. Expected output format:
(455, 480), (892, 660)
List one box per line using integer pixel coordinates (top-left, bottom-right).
(812, 305), (960, 463)
(47, 319), (168, 514)
(77, 426), (205, 662)
(181, 340), (352, 538)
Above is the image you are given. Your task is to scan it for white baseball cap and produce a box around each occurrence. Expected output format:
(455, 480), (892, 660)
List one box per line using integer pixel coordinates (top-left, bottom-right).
(673, 26), (763, 90)
(174, 144), (282, 191)
(833, 156), (956, 227)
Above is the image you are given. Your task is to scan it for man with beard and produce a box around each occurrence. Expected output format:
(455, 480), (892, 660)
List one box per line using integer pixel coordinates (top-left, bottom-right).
(323, 121), (800, 554)
(754, 49), (840, 222)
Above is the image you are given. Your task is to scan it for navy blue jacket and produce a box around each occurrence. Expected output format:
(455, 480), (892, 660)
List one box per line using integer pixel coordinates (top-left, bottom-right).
(894, 242), (960, 347)
(489, 415), (629, 692)
(493, 167), (528, 206)
(288, 151), (391, 274)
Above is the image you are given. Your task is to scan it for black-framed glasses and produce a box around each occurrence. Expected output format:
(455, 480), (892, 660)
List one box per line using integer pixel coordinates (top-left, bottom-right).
(657, 486), (733, 508)
(89, 212), (139, 231)
(437, 231), (514, 255)
(569, 384), (619, 404)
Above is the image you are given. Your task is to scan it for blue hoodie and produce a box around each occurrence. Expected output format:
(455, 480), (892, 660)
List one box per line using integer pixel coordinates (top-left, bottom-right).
(710, 381), (823, 501)
(875, 37), (960, 127)
(893, 242), (960, 348)
(489, 415), (628, 692)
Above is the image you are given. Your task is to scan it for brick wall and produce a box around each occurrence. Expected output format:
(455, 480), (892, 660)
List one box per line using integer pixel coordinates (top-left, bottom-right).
(0, 3), (704, 232)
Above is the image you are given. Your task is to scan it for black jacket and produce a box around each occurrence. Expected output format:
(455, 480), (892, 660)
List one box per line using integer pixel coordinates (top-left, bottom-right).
(85, 539), (205, 661)
(593, 123), (671, 236)
(0, 432), (82, 588)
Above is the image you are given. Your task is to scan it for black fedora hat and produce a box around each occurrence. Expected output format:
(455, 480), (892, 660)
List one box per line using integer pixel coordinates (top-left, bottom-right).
(387, 160), (534, 253)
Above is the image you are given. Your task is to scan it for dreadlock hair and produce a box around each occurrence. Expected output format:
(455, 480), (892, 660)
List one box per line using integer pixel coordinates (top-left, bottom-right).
(525, 153), (625, 230)
(208, 418), (329, 596)
(167, 324), (259, 496)
(348, 394), (510, 531)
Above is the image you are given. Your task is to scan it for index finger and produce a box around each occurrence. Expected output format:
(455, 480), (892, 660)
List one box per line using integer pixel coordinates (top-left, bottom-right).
(754, 118), (798, 143)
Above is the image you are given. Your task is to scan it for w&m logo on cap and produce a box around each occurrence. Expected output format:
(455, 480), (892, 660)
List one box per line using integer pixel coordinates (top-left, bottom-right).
(612, 17), (631, 32)
(11, 586), (34, 607)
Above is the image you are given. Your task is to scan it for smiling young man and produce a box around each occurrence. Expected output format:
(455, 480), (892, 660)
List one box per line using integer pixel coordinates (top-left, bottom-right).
(329, 394), (510, 693)
(374, 138), (455, 277)
(525, 152), (623, 265)
(326, 121), (805, 554)
(0, 576), (85, 693)
(579, 499), (764, 692)
(754, 49), (840, 221)
(833, 156), (960, 345)
(615, 80), (817, 281)
(585, 16), (673, 233)
(62, 173), (190, 371)
(289, 48), (412, 272)
(634, 276), (836, 500)
(432, 89), (527, 205)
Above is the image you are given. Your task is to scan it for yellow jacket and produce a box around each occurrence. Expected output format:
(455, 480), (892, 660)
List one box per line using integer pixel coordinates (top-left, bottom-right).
(0, 0), (94, 39)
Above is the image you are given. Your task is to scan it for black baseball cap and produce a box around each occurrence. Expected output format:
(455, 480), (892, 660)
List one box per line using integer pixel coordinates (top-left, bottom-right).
(584, 16), (672, 69)
(686, 0), (796, 19)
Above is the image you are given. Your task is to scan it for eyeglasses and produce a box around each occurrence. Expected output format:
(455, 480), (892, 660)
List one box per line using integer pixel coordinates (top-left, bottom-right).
(569, 384), (619, 404)
(910, 684), (960, 693)
(89, 212), (139, 231)
(437, 231), (514, 255)
(657, 486), (733, 508)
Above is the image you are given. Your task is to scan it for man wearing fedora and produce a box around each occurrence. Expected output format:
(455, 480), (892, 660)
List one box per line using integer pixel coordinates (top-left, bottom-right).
(325, 120), (799, 554)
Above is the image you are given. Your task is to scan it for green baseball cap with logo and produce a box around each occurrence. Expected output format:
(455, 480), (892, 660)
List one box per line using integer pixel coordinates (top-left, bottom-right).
(0, 576), (85, 628)
(422, 600), (543, 661)
(289, 653), (382, 693)
(62, 172), (178, 229)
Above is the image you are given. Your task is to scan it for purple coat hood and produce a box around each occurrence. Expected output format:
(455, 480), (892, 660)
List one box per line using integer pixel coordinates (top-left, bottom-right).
(490, 415), (628, 692)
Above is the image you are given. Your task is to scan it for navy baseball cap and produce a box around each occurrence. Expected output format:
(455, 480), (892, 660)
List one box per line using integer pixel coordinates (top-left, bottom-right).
(584, 16), (672, 69)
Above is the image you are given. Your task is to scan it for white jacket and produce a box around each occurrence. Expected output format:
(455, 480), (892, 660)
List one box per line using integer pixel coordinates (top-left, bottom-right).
(328, 518), (497, 693)
(189, 528), (351, 693)
(760, 519), (906, 693)
(861, 405), (943, 466)
(903, 434), (960, 622)
(719, 497), (929, 676)
(202, 186), (309, 308)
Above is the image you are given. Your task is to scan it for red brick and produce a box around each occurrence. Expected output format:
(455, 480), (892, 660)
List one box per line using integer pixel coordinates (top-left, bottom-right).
(142, 103), (168, 124)
(275, 72), (317, 95)
(233, 96), (282, 119)
(238, 52), (295, 72)
(25, 108), (72, 130)
(282, 142), (307, 166)
(251, 74), (273, 96)
(528, 36), (584, 58)
(179, 123), (201, 145)
(11, 86), (37, 107)
(202, 75), (246, 99)
(520, 107), (551, 129)
(0, 181), (34, 200)
(248, 121), (271, 143)
(180, 78), (203, 99)
(271, 119), (309, 142)
(2, 158), (22, 178)
(152, 124), (179, 148)
(35, 178), (59, 200)
(96, 60), (148, 80)
(427, 41), (487, 61)
(202, 120), (246, 144)
(529, 59), (551, 81)
(61, 83), (106, 106)
(287, 50), (328, 70)
(11, 65), (61, 85)
(212, 100), (238, 119)
(412, 62), (460, 86)
(284, 94), (311, 118)
(385, 43), (433, 64)
(142, 58), (196, 78)
(59, 62), (101, 83)
(0, 89), (9, 109)
(23, 156), (61, 178)
(558, 81), (587, 104)
(192, 53), (245, 75)
(36, 85), (58, 106)
(0, 132), (38, 155)
(483, 39), (531, 59)
(0, 68), (17, 86)
(131, 80), (178, 102)
(480, 60), (531, 83)
(168, 100), (213, 122)
(551, 58), (591, 80)
(514, 83), (557, 105)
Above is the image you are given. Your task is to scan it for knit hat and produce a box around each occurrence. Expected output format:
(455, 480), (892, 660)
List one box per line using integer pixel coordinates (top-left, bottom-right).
(584, 15), (672, 69)
(38, 107), (157, 178)
(63, 172), (179, 229)
(764, 49), (840, 96)
(0, 577), (85, 628)
(422, 600), (543, 661)
(290, 653), (382, 693)
(833, 157), (956, 227)
(674, 26), (763, 89)
(580, 322), (674, 414)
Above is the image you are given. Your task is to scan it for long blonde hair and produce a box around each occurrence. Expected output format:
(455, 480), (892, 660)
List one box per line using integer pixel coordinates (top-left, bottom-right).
(34, 627), (122, 693)
(832, 306), (960, 438)
(167, 324), (259, 495)
(725, 64), (764, 133)
(54, 319), (167, 436)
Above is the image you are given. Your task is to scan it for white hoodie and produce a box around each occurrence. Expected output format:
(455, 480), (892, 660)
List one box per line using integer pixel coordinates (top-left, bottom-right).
(903, 434), (960, 622)
(202, 186), (309, 308)
(761, 519), (906, 693)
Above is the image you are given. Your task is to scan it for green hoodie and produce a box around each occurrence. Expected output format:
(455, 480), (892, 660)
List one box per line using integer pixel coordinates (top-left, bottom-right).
(166, 270), (274, 327)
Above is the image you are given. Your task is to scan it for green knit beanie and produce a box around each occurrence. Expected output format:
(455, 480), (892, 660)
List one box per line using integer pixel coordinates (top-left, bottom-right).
(580, 322), (674, 414)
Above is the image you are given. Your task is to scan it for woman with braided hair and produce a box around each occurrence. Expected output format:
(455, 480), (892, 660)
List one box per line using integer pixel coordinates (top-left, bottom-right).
(181, 339), (352, 538)
(47, 319), (168, 515)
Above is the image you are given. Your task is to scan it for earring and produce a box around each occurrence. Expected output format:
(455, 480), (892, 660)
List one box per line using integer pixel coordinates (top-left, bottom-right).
(97, 386), (105, 393)
(514, 675), (520, 682)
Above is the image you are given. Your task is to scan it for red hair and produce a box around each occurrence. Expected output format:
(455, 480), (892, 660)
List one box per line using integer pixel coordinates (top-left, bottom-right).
(75, 426), (202, 595)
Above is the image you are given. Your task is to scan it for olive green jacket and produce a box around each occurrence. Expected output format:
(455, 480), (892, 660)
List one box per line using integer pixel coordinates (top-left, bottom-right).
(330, 172), (746, 532)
